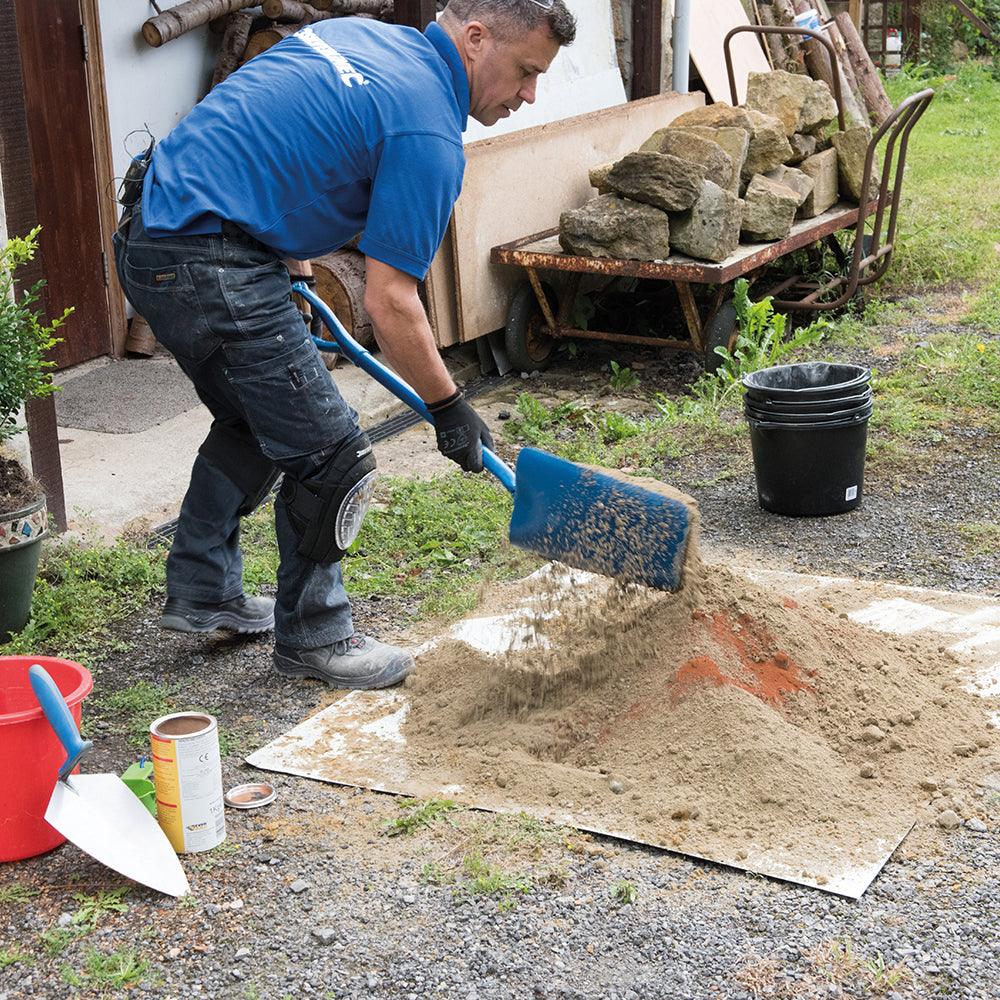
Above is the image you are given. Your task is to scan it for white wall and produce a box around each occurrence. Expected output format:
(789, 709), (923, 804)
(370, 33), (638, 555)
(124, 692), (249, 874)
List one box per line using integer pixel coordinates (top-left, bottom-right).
(98, 2), (219, 184)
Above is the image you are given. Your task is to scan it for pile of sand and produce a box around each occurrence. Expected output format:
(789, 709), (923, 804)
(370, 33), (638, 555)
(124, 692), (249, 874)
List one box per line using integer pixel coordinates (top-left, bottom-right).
(400, 556), (998, 870)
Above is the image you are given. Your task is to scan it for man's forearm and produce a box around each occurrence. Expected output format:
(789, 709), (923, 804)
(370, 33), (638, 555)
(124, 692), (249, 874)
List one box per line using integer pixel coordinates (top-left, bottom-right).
(369, 295), (455, 403)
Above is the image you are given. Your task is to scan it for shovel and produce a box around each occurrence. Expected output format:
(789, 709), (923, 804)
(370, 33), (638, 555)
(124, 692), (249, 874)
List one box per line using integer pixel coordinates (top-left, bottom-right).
(294, 283), (694, 591)
(28, 664), (190, 897)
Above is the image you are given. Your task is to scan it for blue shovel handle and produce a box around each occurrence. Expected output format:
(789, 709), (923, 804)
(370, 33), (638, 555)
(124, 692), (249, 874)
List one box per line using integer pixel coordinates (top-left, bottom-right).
(29, 664), (93, 781)
(293, 282), (516, 495)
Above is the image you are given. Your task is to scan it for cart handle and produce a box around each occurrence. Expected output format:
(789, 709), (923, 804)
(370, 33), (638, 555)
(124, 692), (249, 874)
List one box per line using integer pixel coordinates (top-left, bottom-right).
(723, 25), (846, 133)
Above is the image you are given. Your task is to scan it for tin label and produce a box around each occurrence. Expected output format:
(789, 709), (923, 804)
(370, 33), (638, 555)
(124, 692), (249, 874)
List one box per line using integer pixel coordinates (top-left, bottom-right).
(151, 714), (225, 854)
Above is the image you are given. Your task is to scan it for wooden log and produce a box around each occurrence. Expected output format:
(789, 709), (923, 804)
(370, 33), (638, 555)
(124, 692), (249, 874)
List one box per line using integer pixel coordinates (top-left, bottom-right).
(757, 5), (788, 70)
(124, 314), (157, 357)
(310, 250), (374, 350)
(835, 11), (894, 125)
(142, 0), (259, 47)
(771, 0), (808, 73)
(261, 0), (333, 22)
(826, 20), (869, 124)
(242, 23), (300, 61)
(212, 11), (254, 86)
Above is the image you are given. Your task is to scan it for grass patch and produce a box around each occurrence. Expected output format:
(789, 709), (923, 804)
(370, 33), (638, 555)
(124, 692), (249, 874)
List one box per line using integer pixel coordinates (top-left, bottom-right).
(0, 536), (166, 661)
(816, 937), (908, 995)
(0, 945), (33, 969)
(71, 888), (130, 929)
(959, 521), (1000, 557)
(39, 927), (78, 957)
(0, 883), (39, 906)
(384, 798), (458, 837)
(95, 680), (175, 747)
(882, 64), (1000, 295)
(869, 333), (1000, 455)
(612, 879), (638, 905)
(458, 850), (532, 910)
(61, 947), (149, 990)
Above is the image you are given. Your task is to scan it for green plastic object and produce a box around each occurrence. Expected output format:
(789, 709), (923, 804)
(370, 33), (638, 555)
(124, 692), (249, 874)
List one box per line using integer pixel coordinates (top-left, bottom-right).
(121, 760), (156, 816)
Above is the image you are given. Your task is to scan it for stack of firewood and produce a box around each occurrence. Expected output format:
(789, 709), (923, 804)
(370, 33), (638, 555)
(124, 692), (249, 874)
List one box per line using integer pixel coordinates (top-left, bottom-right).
(142, 0), (394, 85)
(751, 1), (893, 128)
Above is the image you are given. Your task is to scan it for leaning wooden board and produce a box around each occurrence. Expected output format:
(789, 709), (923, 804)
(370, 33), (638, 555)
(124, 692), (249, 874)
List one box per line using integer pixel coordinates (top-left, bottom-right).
(689, 0), (770, 103)
(431, 91), (704, 345)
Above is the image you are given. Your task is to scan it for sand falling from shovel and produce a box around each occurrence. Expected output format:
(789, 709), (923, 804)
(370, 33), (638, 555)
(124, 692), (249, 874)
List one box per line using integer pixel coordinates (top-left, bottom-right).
(400, 554), (997, 876)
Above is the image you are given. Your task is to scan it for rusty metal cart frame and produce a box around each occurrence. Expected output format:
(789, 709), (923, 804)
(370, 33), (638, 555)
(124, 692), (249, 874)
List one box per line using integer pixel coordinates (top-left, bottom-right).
(489, 25), (933, 372)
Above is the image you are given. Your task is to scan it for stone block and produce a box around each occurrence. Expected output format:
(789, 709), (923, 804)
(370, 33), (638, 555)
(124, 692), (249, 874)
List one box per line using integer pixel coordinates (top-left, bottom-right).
(798, 148), (839, 217)
(669, 180), (742, 263)
(744, 70), (838, 136)
(589, 162), (614, 194)
(742, 109), (794, 182)
(638, 129), (734, 191)
(764, 165), (814, 207)
(787, 133), (817, 165)
(669, 126), (749, 194)
(606, 152), (705, 212)
(669, 102), (755, 132)
(831, 127), (880, 203)
(559, 195), (671, 261)
(741, 174), (800, 241)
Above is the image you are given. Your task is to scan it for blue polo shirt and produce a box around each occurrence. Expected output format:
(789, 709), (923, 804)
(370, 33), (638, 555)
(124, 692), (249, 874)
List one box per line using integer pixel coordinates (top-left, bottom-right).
(141, 19), (468, 279)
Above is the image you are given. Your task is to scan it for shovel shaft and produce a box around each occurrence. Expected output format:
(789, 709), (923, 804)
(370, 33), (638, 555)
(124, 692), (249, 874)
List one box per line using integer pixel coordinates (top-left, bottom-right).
(29, 664), (93, 781)
(293, 282), (516, 494)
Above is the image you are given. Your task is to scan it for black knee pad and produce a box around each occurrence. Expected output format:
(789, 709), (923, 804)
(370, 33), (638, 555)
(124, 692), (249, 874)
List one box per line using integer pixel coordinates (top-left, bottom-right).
(199, 418), (280, 517)
(281, 432), (377, 563)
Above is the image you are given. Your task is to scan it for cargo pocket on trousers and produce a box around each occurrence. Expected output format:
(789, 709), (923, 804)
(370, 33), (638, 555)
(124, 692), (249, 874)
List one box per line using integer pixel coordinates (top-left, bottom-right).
(222, 335), (353, 461)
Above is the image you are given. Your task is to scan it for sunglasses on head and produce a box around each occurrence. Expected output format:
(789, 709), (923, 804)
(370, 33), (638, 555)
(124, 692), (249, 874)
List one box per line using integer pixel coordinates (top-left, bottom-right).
(527, 0), (556, 8)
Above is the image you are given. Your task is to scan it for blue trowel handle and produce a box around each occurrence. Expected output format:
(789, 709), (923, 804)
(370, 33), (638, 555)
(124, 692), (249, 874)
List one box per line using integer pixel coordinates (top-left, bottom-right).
(29, 664), (93, 782)
(293, 281), (516, 495)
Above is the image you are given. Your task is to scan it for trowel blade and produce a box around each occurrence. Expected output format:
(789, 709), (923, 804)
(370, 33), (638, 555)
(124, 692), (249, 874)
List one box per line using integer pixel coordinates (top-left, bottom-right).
(45, 774), (189, 897)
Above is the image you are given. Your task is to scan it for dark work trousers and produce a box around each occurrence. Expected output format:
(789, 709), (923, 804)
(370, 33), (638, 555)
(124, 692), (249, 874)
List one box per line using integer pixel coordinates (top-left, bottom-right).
(113, 205), (357, 650)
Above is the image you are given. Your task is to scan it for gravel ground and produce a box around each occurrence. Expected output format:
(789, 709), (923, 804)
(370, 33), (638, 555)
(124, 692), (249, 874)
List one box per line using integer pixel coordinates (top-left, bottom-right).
(2, 300), (999, 1000)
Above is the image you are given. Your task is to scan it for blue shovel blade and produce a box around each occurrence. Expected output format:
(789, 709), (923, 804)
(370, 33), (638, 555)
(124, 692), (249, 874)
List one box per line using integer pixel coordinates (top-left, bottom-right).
(508, 448), (693, 592)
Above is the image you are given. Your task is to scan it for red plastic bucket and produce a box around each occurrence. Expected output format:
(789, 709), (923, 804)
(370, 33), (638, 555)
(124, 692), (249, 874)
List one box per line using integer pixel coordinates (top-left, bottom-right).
(0, 655), (93, 862)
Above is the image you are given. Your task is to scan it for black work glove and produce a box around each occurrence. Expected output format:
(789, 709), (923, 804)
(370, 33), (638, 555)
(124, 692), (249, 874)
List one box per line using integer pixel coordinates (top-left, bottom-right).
(427, 390), (494, 473)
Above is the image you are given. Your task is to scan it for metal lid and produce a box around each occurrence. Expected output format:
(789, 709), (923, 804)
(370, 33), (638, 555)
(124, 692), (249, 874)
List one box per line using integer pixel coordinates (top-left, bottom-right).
(224, 782), (276, 810)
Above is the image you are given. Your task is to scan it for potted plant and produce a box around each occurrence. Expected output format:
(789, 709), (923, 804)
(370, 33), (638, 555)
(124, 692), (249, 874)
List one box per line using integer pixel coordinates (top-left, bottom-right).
(0, 227), (71, 640)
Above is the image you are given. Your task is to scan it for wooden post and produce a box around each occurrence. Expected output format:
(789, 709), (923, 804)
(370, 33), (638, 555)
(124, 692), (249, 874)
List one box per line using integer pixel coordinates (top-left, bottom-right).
(631, 0), (662, 98)
(392, 0), (436, 29)
(848, 0), (862, 27)
(903, 0), (921, 63)
(836, 10), (893, 124)
(26, 397), (67, 533)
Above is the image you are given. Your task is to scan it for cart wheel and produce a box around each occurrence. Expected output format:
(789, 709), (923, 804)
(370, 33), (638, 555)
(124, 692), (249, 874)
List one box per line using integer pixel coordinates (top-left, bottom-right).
(703, 302), (738, 374)
(505, 282), (557, 373)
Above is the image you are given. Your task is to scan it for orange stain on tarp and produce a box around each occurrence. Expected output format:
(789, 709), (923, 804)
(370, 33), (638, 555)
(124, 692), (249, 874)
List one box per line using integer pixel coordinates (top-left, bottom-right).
(674, 610), (815, 706)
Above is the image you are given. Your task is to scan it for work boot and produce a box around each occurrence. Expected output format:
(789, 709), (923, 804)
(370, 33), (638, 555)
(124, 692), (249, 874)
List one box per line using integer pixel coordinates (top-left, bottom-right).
(272, 636), (414, 690)
(161, 595), (275, 635)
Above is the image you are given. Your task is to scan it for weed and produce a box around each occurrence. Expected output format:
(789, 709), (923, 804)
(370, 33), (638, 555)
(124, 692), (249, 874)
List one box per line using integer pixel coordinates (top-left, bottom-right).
(71, 887), (130, 928)
(458, 851), (532, 909)
(0, 883), (39, 906)
(0, 945), (33, 969)
(96, 679), (174, 747)
(817, 937), (908, 995)
(612, 879), (638, 905)
(711, 279), (828, 387)
(384, 798), (458, 837)
(39, 927), (78, 956)
(191, 838), (241, 871)
(61, 947), (149, 990)
(958, 521), (1000, 557)
(420, 861), (450, 885)
(609, 360), (640, 391)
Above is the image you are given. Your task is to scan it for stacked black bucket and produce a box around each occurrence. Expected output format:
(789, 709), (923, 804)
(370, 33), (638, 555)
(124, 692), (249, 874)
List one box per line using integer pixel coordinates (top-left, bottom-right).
(742, 362), (873, 517)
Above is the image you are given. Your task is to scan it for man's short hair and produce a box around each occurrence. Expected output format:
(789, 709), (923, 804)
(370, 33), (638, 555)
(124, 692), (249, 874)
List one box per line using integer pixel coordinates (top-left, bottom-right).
(440, 0), (577, 48)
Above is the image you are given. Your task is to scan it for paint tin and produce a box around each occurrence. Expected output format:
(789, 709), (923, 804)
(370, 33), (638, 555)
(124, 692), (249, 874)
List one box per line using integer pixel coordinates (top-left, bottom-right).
(150, 712), (226, 854)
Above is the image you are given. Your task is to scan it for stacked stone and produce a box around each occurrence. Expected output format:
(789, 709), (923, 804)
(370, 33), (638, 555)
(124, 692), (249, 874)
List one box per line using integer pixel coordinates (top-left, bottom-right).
(560, 68), (878, 264)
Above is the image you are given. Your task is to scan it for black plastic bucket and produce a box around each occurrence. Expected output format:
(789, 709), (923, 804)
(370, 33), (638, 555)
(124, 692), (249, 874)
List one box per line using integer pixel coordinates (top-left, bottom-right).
(743, 362), (871, 402)
(744, 400), (873, 424)
(746, 411), (870, 516)
(745, 389), (872, 414)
